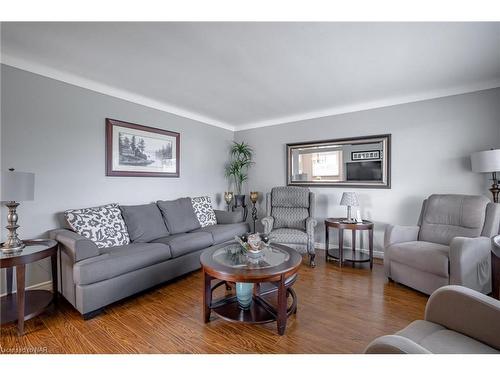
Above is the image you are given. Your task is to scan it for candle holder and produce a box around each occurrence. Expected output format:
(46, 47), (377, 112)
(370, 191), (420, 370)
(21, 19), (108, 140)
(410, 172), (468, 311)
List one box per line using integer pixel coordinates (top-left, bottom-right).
(250, 191), (259, 233)
(224, 191), (234, 212)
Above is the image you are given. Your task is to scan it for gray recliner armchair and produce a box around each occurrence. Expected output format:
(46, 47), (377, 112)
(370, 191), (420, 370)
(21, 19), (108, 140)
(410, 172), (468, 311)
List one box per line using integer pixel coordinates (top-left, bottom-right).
(384, 194), (500, 295)
(262, 186), (317, 267)
(365, 285), (500, 354)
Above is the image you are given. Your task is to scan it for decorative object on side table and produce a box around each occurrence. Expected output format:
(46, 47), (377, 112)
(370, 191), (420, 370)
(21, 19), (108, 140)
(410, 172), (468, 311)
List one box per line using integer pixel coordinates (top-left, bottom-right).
(1, 239), (58, 336)
(225, 141), (254, 221)
(325, 218), (374, 269)
(224, 191), (234, 211)
(1, 168), (35, 253)
(340, 192), (359, 224)
(106, 118), (180, 178)
(250, 191), (259, 233)
(471, 148), (500, 203)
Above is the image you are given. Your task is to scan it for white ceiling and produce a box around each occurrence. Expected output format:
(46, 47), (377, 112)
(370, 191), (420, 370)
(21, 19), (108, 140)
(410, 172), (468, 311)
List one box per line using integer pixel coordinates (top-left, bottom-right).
(2, 22), (500, 130)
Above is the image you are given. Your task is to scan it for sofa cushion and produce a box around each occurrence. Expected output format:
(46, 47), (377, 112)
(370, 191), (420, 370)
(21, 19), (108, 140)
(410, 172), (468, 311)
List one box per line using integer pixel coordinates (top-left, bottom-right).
(419, 194), (489, 245)
(215, 208), (244, 224)
(192, 223), (249, 244)
(388, 241), (450, 277)
(152, 232), (213, 258)
(397, 320), (498, 354)
(73, 242), (172, 285)
(157, 198), (201, 234)
(269, 228), (308, 244)
(120, 203), (169, 242)
(191, 196), (217, 227)
(64, 203), (130, 248)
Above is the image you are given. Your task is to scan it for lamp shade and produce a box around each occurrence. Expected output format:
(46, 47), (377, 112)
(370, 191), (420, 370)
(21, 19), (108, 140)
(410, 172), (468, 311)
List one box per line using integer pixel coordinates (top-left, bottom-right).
(340, 192), (359, 207)
(1, 170), (35, 202)
(471, 149), (500, 173)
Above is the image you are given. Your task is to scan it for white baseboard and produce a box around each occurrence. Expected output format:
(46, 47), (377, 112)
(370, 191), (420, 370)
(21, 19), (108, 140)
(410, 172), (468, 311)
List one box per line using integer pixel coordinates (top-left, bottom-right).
(315, 242), (384, 259)
(0, 280), (53, 297)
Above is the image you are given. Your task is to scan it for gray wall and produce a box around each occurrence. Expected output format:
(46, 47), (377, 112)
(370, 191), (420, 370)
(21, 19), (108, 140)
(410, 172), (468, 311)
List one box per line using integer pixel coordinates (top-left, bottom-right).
(1, 65), (233, 292)
(235, 88), (500, 253)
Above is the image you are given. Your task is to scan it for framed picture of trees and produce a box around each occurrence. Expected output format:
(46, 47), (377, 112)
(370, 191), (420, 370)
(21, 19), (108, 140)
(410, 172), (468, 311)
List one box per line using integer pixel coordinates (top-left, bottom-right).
(105, 118), (180, 177)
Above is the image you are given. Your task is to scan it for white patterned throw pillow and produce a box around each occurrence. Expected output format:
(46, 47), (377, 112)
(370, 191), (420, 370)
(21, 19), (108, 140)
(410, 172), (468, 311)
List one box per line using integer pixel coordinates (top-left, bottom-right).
(191, 196), (217, 227)
(64, 203), (130, 248)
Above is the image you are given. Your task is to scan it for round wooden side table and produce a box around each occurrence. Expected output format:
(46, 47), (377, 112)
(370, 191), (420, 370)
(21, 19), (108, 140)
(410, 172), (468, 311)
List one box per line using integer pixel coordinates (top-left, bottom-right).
(0, 239), (58, 336)
(325, 218), (374, 269)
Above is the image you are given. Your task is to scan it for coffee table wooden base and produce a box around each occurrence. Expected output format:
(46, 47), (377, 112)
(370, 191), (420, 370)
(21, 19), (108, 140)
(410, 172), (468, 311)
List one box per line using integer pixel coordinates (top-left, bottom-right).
(203, 273), (298, 335)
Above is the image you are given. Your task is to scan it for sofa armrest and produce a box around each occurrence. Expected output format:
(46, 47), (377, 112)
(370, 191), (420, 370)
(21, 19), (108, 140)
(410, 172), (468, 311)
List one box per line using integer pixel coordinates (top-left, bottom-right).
(384, 224), (420, 248)
(48, 229), (100, 263)
(425, 285), (500, 350)
(214, 209), (244, 224)
(364, 335), (431, 354)
(449, 236), (492, 292)
(261, 216), (274, 235)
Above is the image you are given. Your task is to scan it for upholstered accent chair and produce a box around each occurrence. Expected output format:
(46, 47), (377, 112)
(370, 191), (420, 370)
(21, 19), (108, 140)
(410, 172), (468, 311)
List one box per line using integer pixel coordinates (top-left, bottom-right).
(364, 285), (500, 354)
(384, 194), (500, 295)
(262, 186), (317, 267)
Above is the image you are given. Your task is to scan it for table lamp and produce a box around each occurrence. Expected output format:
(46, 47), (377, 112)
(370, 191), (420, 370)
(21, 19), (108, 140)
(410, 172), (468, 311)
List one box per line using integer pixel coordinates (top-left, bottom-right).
(471, 149), (500, 203)
(340, 192), (359, 223)
(1, 168), (35, 253)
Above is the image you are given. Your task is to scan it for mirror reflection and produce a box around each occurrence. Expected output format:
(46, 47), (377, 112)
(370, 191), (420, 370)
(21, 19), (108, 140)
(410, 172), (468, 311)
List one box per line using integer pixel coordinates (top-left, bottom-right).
(287, 135), (390, 188)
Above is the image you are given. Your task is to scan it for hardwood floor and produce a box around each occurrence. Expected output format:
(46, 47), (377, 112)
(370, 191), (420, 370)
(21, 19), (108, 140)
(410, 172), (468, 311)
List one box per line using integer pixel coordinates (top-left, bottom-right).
(0, 250), (428, 354)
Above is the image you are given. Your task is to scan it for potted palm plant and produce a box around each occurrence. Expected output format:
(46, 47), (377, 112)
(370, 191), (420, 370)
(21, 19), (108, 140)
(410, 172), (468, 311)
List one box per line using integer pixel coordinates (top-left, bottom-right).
(225, 142), (254, 217)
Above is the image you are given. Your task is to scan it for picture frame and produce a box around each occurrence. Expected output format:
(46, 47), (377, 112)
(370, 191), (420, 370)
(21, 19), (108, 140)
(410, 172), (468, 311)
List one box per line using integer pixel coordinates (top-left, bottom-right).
(105, 118), (180, 177)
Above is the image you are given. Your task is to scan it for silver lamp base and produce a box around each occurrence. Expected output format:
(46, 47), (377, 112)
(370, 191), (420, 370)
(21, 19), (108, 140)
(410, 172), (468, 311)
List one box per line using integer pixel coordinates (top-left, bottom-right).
(341, 206), (357, 224)
(1, 201), (26, 254)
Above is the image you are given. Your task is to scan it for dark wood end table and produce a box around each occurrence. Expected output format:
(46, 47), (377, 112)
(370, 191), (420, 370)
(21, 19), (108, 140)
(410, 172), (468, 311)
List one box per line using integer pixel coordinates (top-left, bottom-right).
(1, 239), (58, 335)
(325, 218), (374, 269)
(200, 242), (302, 335)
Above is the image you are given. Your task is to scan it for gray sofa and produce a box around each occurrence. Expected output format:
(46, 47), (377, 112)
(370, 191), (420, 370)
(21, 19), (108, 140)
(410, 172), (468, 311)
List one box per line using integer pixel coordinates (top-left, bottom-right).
(364, 285), (500, 354)
(49, 199), (249, 318)
(384, 194), (500, 295)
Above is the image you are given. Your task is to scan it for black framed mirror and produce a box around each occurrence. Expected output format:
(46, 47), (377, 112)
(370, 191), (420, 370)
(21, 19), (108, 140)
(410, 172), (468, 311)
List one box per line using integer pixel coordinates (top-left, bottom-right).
(286, 134), (391, 188)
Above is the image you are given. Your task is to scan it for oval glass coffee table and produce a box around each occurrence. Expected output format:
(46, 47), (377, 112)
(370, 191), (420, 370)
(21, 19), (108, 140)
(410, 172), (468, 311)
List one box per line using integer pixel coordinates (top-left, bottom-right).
(200, 242), (302, 335)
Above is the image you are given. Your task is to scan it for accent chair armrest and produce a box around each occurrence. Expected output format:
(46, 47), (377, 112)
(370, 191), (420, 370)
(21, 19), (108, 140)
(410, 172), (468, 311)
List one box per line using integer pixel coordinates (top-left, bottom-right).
(384, 224), (420, 248)
(261, 216), (274, 235)
(48, 229), (100, 263)
(425, 285), (500, 350)
(449, 236), (492, 292)
(305, 217), (317, 235)
(214, 209), (244, 224)
(364, 335), (431, 354)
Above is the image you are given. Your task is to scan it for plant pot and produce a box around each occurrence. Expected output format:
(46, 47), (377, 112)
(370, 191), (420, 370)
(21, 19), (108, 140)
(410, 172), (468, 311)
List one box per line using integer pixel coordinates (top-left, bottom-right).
(233, 194), (248, 221)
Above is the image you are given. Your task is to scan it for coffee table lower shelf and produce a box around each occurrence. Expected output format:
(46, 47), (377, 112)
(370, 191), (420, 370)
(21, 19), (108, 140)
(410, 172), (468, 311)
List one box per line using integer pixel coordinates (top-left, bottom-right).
(210, 288), (297, 325)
